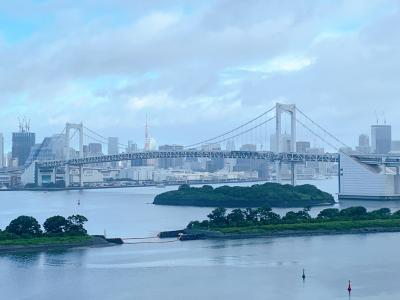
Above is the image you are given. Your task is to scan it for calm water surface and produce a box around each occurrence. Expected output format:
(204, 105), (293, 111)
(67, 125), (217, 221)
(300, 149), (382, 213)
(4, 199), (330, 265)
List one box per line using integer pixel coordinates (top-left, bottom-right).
(1, 179), (400, 300)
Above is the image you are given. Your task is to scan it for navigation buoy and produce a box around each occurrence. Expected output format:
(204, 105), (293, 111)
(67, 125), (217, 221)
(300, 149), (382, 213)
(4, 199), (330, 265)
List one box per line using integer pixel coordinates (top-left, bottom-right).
(347, 280), (352, 293)
(78, 199), (80, 205)
(302, 269), (306, 280)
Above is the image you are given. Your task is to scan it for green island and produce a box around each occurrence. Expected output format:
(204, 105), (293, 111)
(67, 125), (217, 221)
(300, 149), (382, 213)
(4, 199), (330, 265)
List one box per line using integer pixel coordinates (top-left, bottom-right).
(153, 183), (335, 207)
(183, 206), (400, 239)
(0, 215), (118, 253)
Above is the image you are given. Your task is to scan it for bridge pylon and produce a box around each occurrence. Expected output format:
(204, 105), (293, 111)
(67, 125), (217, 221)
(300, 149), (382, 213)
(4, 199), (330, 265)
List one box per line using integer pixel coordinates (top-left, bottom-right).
(275, 103), (297, 184)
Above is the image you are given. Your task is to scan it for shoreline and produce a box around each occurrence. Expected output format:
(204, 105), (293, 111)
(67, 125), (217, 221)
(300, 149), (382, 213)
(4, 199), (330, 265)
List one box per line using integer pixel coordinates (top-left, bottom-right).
(184, 227), (400, 240)
(0, 235), (122, 254)
(0, 179), (270, 192)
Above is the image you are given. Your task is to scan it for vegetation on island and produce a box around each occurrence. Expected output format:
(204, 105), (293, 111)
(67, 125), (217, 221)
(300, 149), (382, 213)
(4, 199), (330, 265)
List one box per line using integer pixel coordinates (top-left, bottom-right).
(186, 206), (400, 235)
(153, 183), (335, 207)
(0, 214), (89, 246)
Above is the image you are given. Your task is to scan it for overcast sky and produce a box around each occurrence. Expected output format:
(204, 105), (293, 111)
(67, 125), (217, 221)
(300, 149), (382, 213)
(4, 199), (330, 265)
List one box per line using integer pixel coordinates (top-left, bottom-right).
(1, 0), (400, 151)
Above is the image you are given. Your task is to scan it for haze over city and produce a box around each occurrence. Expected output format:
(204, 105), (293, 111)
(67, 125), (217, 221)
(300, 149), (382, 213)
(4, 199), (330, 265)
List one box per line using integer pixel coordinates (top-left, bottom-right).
(2, 1), (400, 300)
(1, 1), (400, 150)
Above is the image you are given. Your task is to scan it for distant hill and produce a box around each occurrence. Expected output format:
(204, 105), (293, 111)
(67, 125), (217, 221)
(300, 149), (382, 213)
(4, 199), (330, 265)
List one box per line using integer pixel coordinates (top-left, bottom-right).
(153, 183), (335, 208)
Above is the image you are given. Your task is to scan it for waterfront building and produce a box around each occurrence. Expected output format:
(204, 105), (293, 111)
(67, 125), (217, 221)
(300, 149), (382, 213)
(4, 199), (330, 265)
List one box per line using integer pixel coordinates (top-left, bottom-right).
(371, 125), (391, 154)
(339, 154), (400, 200)
(119, 166), (155, 181)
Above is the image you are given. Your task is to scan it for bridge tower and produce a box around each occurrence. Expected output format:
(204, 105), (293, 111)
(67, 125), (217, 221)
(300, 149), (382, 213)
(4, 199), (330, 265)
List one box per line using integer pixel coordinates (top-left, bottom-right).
(65, 122), (84, 160)
(275, 103), (297, 185)
(64, 123), (84, 187)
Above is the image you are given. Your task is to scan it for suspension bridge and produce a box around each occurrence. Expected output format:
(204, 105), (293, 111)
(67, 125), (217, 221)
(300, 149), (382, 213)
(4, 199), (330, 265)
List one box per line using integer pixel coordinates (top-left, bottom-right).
(23, 103), (400, 200)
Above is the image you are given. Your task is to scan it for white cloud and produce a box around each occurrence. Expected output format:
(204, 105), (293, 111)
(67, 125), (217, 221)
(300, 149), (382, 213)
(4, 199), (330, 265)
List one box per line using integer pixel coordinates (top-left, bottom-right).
(1, 0), (400, 150)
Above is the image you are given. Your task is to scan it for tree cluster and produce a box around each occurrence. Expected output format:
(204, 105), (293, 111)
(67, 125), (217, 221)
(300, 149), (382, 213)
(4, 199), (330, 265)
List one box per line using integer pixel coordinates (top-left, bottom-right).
(0, 215), (88, 239)
(154, 183), (335, 207)
(187, 206), (400, 229)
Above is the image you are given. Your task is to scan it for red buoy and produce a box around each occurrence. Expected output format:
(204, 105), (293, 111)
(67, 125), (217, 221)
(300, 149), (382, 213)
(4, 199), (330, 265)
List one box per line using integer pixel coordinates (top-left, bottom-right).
(347, 280), (352, 293)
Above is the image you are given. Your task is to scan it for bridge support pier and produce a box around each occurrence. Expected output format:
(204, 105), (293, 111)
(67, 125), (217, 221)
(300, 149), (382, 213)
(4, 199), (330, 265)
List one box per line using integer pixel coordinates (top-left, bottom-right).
(65, 165), (70, 187)
(276, 161), (282, 184)
(79, 165), (84, 187)
(290, 162), (297, 186)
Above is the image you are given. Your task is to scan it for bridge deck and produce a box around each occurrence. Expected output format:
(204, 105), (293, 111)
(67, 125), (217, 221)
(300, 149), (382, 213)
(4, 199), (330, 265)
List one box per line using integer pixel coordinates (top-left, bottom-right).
(37, 150), (339, 168)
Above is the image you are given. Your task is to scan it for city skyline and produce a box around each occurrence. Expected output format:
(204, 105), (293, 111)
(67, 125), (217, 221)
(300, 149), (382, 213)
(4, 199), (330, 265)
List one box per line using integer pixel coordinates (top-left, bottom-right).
(1, 1), (400, 150)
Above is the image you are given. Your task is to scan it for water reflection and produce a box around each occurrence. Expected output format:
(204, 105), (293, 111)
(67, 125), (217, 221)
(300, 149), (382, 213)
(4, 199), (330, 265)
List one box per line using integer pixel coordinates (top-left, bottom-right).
(0, 251), (42, 268)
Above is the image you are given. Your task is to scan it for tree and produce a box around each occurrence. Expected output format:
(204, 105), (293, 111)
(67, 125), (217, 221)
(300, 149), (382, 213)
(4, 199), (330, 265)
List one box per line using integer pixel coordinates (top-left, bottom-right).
(202, 185), (214, 192)
(340, 206), (367, 219)
(283, 210), (311, 223)
(227, 209), (246, 226)
(178, 184), (190, 191)
(44, 216), (69, 234)
(244, 208), (258, 223)
(6, 216), (42, 236)
(207, 207), (227, 227)
(66, 215), (88, 234)
(317, 208), (340, 220)
(256, 207), (280, 224)
(368, 208), (391, 218)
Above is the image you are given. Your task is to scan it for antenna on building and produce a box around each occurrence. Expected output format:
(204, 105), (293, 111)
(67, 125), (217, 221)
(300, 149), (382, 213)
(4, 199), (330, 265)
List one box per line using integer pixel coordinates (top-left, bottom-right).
(374, 110), (379, 124)
(382, 111), (387, 125)
(144, 115), (150, 151)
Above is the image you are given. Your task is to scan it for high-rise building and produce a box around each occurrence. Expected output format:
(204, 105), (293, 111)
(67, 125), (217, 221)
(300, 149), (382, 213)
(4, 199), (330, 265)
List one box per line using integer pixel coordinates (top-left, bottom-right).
(0, 133), (4, 168)
(126, 141), (138, 153)
(24, 134), (66, 167)
(270, 133), (292, 152)
(356, 134), (371, 154)
(371, 125), (391, 154)
(296, 141), (311, 153)
(359, 134), (370, 147)
(88, 143), (102, 156)
(226, 140), (235, 151)
(108, 137), (119, 155)
(158, 144), (184, 169)
(12, 131), (36, 167)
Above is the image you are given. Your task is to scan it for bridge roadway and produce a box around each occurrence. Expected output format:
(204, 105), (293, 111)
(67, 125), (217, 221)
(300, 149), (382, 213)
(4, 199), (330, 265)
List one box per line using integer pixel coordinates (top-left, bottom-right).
(37, 150), (340, 168)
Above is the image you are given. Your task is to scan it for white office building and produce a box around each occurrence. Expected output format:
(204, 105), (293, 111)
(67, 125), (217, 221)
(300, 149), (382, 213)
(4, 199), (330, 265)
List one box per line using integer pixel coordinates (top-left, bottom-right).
(339, 154), (400, 200)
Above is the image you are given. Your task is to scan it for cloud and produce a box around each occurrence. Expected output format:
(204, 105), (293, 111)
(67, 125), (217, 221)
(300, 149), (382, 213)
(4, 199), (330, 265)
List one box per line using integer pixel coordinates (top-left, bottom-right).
(0, 0), (400, 150)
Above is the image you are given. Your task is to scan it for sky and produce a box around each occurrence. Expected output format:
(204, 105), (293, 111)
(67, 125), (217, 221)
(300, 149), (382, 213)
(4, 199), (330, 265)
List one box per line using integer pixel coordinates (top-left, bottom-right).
(1, 0), (400, 152)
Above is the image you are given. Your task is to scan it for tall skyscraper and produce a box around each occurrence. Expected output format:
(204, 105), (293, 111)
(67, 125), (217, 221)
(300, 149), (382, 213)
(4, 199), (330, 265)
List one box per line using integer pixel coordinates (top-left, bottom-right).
(0, 133), (4, 168)
(371, 125), (391, 154)
(12, 129), (36, 167)
(108, 137), (119, 155)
